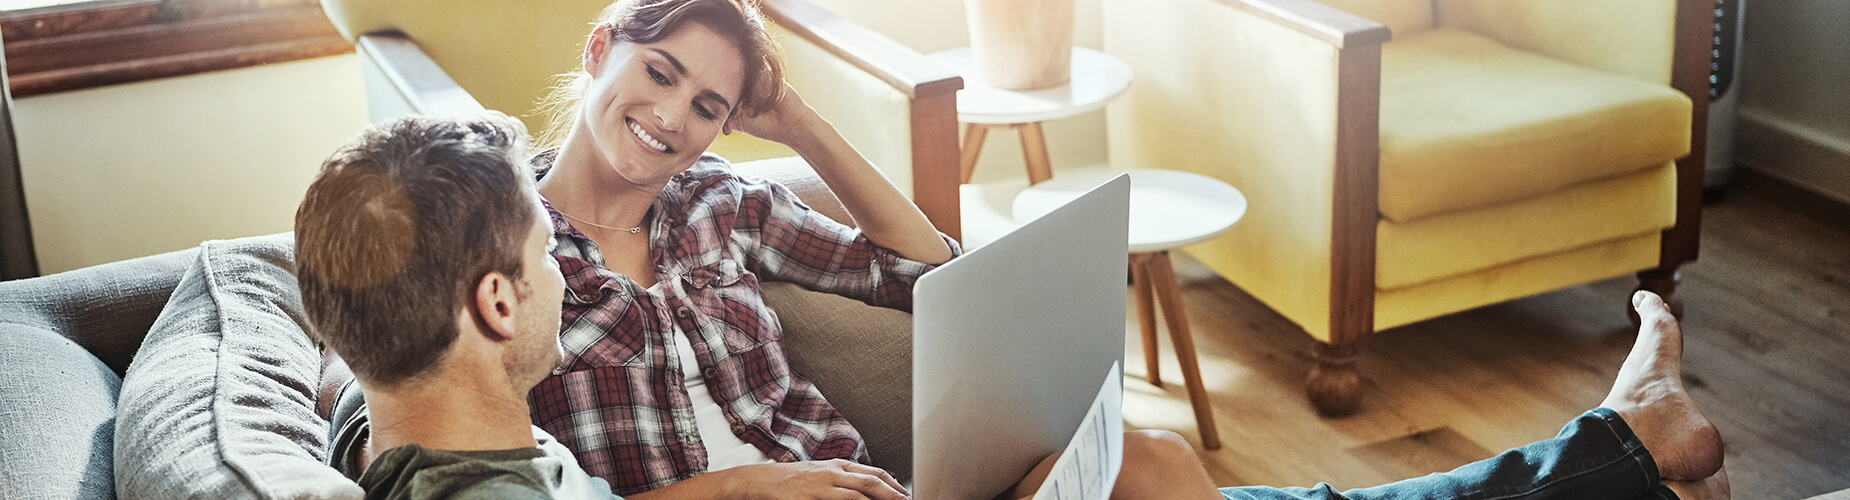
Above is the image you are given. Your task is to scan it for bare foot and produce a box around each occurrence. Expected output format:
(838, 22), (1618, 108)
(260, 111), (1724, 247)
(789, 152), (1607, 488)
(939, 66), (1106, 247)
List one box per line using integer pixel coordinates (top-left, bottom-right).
(1600, 291), (1724, 481)
(1663, 465), (1730, 500)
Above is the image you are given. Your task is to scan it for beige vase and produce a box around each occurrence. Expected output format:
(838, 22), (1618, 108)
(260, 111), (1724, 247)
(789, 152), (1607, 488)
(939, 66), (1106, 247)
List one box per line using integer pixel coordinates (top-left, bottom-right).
(964, 0), (1076, 90)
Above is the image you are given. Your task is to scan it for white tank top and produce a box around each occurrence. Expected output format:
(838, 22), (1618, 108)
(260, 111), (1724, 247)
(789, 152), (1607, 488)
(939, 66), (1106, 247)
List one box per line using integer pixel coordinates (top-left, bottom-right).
(673, 325), (778, 471)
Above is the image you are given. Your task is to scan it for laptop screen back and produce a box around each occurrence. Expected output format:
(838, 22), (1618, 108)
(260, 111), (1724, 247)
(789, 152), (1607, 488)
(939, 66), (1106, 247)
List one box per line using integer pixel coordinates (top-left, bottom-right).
(910, 175), (1129, 500)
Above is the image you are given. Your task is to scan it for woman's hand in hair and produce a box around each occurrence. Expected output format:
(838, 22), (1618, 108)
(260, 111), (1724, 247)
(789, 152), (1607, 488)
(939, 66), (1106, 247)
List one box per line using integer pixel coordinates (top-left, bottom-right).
(722, 81), (816, 148)
(722, 80), (953, 264)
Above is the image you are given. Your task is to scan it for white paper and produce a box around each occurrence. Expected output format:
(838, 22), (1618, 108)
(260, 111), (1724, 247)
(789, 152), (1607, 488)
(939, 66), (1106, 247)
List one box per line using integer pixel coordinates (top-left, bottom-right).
(1032, 361), (1124, 500)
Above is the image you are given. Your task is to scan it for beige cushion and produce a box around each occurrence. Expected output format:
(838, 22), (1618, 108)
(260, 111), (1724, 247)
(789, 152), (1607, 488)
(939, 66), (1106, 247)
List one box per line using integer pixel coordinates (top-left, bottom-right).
(1376, 161), (1677, 290)
(1377, 28), (1690, 222)
(113, 234), (362, 499)
(763, 282), (913, 483)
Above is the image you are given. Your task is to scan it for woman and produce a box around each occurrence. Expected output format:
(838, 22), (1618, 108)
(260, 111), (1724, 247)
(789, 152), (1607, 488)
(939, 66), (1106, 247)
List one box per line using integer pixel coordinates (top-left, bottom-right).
(523, 0), (1219, 498)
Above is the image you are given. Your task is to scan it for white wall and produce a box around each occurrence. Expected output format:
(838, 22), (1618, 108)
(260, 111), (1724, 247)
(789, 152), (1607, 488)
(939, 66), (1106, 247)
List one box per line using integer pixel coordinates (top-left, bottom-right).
(14, 54), (368, 273)
(1738, 0), (1850, 203)
(808, 0), (1113, 184)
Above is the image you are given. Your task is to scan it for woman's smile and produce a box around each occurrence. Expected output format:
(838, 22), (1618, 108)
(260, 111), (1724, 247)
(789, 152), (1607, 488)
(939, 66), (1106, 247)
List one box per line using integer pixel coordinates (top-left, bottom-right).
(625, 117), (674, 154)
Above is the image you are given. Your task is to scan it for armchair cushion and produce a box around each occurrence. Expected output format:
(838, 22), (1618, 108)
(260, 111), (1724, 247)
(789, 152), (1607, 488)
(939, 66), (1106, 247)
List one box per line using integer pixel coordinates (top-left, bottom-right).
(1378, 28), (1690, 222)
(1376, 161), (1677, 290)
(113, 234), (361, 499)
(1376, 232), (1661, 330)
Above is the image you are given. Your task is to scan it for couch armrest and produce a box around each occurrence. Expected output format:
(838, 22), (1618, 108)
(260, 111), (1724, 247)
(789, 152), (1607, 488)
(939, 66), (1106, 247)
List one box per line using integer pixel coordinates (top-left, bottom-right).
(354, 32), (487, 120)
(0, 247), (199, 374)
(1103, 0), (1384, 342)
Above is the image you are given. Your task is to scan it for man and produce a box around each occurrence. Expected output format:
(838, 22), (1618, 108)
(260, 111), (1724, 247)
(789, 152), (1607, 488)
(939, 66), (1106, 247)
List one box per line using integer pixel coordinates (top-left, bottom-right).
(296, 113), (611, 498)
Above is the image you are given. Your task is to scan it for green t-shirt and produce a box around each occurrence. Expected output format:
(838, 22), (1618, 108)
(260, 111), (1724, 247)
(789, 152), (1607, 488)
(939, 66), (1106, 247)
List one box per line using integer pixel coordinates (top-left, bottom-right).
(356, 427), (623, 500)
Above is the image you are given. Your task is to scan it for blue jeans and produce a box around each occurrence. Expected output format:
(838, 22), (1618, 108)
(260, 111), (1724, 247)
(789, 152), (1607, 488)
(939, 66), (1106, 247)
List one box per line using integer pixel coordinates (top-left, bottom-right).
(1221, 409), (1678, 500)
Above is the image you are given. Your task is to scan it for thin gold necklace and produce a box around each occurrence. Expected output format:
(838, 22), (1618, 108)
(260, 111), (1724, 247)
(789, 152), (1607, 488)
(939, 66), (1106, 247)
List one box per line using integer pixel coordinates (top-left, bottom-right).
(556, 210), (644, 234)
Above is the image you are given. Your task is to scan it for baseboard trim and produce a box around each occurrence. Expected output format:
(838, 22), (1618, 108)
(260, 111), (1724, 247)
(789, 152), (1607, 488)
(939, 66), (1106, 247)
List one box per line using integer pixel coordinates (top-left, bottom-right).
(1737, 107), (1850, 206)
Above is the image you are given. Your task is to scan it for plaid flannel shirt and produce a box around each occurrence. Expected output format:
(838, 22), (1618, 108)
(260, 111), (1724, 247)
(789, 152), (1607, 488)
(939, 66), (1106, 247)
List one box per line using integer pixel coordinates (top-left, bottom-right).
(528, 154), (957, 495)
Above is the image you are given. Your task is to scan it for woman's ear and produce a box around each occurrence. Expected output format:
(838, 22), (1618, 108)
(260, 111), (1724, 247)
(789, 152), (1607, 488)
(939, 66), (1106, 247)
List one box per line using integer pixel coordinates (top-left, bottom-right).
(472, 272), (520, 342)
(584, 24), (615, 77)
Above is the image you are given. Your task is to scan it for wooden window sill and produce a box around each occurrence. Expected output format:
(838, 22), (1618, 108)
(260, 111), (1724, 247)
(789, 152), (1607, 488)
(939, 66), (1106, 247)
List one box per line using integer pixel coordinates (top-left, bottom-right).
(2, 0), (353, 97)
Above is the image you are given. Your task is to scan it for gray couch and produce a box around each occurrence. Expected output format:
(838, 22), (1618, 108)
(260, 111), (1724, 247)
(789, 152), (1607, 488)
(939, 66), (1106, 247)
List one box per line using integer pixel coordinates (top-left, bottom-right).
(1, 246), (197, 498)
(0, 160), (916, 498)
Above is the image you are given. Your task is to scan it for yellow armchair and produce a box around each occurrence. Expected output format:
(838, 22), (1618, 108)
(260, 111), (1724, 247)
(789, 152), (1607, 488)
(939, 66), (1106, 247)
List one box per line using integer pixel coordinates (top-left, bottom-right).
(1103, 0), (1713, 416)
(319, 0), (966, 239)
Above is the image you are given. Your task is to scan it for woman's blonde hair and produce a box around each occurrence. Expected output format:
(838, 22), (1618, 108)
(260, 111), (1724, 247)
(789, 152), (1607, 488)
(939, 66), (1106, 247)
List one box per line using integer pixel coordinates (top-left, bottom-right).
(534, 0), (786, 148)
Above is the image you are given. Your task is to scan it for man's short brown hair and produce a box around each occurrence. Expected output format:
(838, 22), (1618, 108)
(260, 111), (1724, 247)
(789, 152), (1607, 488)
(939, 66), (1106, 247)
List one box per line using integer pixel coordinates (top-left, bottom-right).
(295, 113), (536, 387)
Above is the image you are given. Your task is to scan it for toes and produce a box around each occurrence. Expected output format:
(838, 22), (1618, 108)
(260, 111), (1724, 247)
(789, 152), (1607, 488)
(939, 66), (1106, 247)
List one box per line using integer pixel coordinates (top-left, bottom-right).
(1632, 292), (1680, 335)
(1634, 291), (1670, 315)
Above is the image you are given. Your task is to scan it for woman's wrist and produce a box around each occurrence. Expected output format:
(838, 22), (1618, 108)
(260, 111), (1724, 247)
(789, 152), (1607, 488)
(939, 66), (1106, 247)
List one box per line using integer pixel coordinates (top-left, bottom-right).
(780, 109), (840, 162)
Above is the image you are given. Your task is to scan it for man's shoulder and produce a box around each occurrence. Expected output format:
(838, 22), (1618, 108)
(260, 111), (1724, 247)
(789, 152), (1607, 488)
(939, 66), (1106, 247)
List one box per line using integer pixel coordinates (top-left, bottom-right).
(358, 435), (622, 500)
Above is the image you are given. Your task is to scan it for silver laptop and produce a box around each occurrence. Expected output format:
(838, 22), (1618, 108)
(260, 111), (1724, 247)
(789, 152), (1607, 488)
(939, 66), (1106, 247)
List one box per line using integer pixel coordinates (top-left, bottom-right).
(911, 175), (1130, 500)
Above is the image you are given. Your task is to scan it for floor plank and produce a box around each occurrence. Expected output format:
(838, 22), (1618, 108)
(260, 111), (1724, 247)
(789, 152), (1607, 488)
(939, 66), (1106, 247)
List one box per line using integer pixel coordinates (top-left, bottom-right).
(1121, 184), (1850, 498)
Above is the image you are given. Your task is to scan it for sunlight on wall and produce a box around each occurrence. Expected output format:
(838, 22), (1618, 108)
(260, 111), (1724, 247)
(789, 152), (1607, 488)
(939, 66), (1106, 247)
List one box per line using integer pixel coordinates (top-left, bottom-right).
(14, 54), (369, 273)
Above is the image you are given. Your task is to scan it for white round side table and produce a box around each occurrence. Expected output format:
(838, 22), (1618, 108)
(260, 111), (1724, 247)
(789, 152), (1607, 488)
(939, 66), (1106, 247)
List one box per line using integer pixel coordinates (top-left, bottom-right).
(1013, 168), (1247, 451)
(926, 47), (1133, 186)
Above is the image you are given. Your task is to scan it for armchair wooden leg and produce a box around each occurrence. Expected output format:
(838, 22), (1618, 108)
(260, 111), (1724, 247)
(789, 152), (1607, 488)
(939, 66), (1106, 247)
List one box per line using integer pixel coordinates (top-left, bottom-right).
(1145, 251), (1221, 450)
(1630, 267), (1685, 326)
(1130, 254), (1163, 387)
(1307, 341), (1362, 418)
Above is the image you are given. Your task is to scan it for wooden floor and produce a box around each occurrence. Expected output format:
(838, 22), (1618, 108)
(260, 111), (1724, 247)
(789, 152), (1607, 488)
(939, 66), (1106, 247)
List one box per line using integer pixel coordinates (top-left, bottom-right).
(1120, 179), (1850, 499)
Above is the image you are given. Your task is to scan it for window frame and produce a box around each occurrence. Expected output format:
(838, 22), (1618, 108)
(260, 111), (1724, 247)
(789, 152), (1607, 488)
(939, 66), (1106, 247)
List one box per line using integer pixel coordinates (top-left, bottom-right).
(1, 0), (352, 97)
